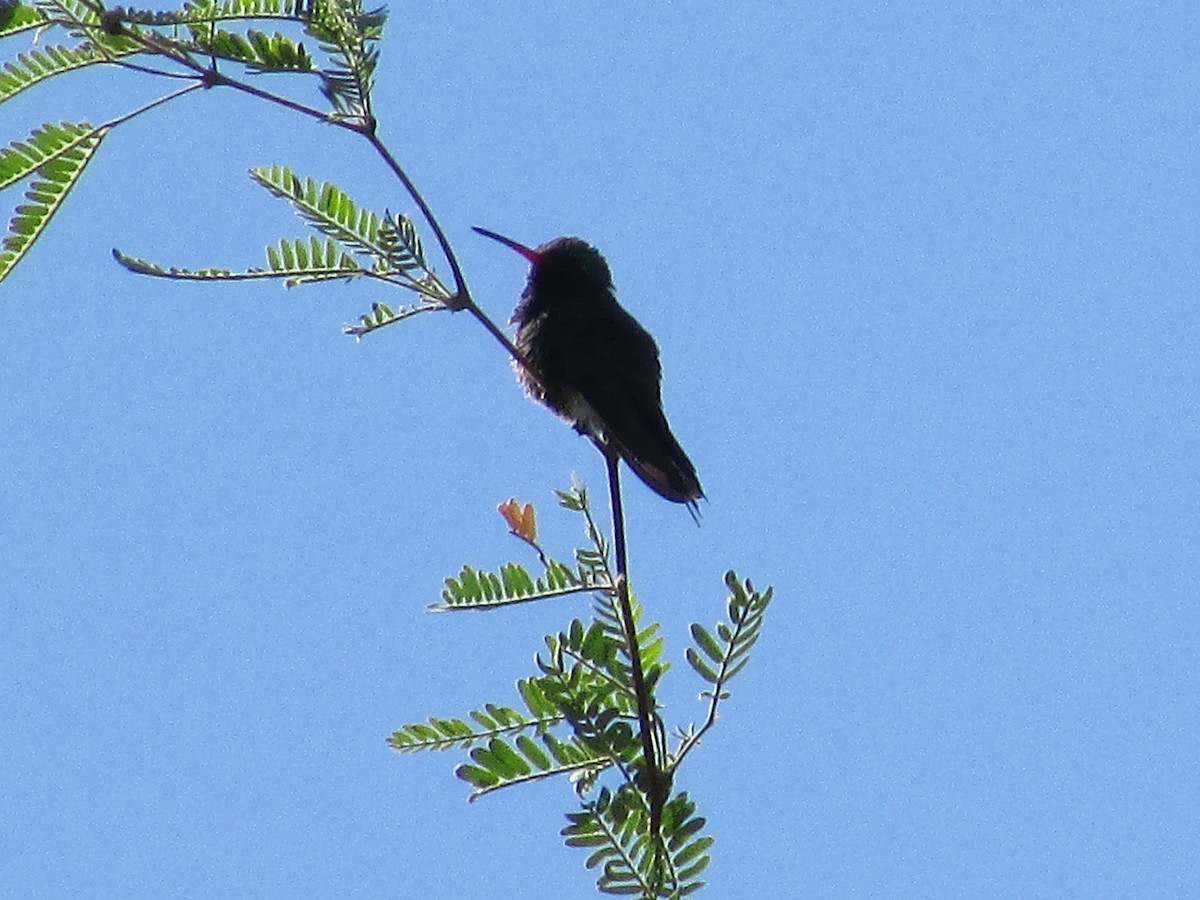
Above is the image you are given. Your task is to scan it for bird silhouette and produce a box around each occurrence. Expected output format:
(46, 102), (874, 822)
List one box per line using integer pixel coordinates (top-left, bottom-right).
(475, 227), (703, 516)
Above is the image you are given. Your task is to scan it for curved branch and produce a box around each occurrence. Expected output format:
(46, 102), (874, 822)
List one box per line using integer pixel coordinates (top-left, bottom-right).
(359, 130), (537, 379)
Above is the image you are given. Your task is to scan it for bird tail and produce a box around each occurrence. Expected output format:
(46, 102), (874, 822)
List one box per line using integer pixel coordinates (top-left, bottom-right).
(620, 434), (705, 520)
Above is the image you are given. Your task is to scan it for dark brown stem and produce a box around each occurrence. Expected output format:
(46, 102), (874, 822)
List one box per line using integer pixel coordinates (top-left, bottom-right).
(602, 444), (666, 837)
(358, 133), (542, 382)
(99, 81), (207, 130)
(113, 28), (341, 126)
(97, 11), (543, 385)
(361, 130), (467, 300)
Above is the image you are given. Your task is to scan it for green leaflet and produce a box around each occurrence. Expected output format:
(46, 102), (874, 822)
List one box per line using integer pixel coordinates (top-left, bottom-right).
(0, 121), (98, 190)
(0, 125), (106, 284)
(0, 2), (47, 38)
(433, 559), (590, 611)
(0, 44), (111, 106)
(392, 480), (771, 896)
(187, 26), (313, 72)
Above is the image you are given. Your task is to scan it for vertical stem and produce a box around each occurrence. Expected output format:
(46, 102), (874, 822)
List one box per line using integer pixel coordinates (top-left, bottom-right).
(603, 445), (666, 837)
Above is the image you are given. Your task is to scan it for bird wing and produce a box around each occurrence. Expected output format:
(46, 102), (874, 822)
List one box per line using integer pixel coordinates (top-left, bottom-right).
(567, 306), (702, 506)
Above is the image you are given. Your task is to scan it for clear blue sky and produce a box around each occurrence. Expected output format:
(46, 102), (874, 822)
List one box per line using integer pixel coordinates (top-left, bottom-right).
(3, 4), (1197, 897)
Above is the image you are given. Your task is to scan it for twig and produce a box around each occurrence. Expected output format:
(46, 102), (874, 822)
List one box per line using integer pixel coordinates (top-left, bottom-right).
(359, 130), (536, 379)
(601, 443), (667, 838)
(93, 5), (543, 387)
(99, 81), (207, 130)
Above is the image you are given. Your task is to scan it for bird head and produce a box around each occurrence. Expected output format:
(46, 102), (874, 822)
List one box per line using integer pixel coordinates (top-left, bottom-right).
(474, 227), (613, 307)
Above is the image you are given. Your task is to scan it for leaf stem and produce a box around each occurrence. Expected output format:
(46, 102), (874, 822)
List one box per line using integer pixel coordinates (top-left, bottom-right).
(673, 633), (738, 769)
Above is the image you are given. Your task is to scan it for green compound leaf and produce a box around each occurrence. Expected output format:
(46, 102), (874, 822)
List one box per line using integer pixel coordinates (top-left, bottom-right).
(0, 1), (48, 38)
(250, 166), (445, 294)
(0, 44), (113, 106)
(454, 733), (607, 801)
(433, 559), (590, 611)
(0, 125), (106, 284)
(303, 0), (384, 118)
(685, 571), (772, 695)
(0, 120), (98, 191)
(188, 26), (314, 72)
(389, 690), (566, 755)
(563, 788), (713, 897)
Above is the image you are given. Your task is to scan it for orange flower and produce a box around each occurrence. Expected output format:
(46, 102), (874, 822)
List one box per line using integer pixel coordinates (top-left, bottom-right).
(497, 498), (537, 543)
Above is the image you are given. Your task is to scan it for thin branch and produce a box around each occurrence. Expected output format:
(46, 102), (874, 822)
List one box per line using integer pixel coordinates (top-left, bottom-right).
(196, 57), (343, 126)
(106, 58), (197, 79)
(578, 491), (611, 564)
(89, 5), (543, 387)
(360, 130), (465, 298)
(672, 679), (724, 771)
(101, 79), (207, 129)
(359, 130), (539, 382)
(108, 24), (342, 128)
(508, 531), (552, 572)
(602, 444), (667, 839)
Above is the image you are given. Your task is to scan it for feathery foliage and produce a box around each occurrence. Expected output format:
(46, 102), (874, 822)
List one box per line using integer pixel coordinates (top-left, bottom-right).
(109, 0), (307, 27)
(112, 234), (362, 285)
(391, 482), (772, 896)
(0, 2), (47, 37)
(390, 681), (565, 753)
(249, 166), (392, 264)
(5, 2), (776, 895)
(564, 788), (713, 897)
(302, 0), (383, 118)
(686, 573), (772, 693)
(435, 558), (592, 611)
(0, 43), (116, 105)
(0, 0), (389, 284)
(188, 25), (313, 71)
(0, 124), (105, 281)
(113, 166), (452, 307)
(0, 121), (99, 190)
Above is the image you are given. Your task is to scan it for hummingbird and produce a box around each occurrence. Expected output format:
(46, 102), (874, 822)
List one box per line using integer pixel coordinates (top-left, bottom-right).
(474, 227), (704, 516)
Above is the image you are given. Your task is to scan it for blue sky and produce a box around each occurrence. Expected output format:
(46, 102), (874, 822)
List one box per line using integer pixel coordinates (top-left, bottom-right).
(3, 3), (1198, 897)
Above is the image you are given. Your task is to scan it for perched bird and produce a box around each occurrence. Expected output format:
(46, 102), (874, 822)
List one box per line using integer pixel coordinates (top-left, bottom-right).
(474, 227), (703, 515)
